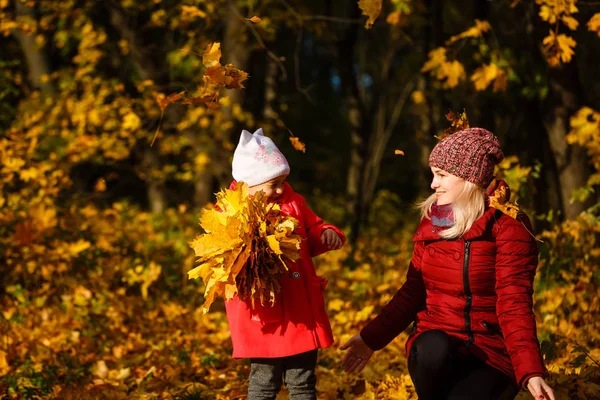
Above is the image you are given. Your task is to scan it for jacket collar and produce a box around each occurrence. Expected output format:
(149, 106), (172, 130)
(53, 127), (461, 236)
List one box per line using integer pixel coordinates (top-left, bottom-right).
(412, 206), (498, 242)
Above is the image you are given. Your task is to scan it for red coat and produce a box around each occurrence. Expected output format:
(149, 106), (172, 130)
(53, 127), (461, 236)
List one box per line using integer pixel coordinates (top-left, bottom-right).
(360, 206), (546, 387)
(225, 182), (346, 358)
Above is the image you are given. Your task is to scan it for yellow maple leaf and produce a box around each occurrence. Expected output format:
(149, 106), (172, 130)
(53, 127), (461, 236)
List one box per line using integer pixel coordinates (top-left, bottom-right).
(188, 182), (302, 312)
(567, 107), (600, 146)
(587, 13), (600, 37)
(471, 64), (499, 91)
(421, 47), (446, 73)
(446, 19), (491, 45)
(202, 42), (221, 68)
(542, 30), (576, 65)
(358, 0), (382, 29)
(441, 60), (466, 88)
(561, 15), (579, 30)
(181, 5), (206, 21)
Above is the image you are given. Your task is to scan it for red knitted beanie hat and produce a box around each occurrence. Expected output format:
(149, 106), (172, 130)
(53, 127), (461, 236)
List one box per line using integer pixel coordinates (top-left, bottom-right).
(429, 127), (504, 187)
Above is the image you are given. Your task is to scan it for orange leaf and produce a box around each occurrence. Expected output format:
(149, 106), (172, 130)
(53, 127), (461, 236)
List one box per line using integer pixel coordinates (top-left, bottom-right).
(156, 92), (184, 111)
(289, 136), (306, 153)
(202, 42), (222, 68)
(394, 149), (404, 155)
(247, 16), (262, 23)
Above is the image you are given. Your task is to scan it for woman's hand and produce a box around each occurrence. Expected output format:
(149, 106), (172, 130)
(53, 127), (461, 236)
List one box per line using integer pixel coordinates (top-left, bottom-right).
(321, 229), (343, 250)
(527, 376), (555, 400)
(340, 335), (374, 373)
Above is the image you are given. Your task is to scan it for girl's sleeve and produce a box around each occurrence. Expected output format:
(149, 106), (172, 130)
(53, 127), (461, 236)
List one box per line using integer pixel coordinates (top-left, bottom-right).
(360, 242), (426, 350)
(300, 198), (346, 257)
(494, 214), (546, 387)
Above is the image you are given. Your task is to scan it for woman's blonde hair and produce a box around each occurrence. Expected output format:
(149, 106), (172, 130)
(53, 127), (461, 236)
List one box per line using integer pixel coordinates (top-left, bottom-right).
(418, 181), (486, 239)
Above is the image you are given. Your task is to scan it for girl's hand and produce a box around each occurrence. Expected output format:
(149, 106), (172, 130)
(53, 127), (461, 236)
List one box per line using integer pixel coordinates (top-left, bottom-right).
(340, 335), (374, 373)
(321, 229), (343, 250)
(527, 376), (555, 400)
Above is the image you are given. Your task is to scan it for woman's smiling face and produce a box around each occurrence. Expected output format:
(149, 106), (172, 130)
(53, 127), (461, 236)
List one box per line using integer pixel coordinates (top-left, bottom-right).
(430, 167), (466, 205)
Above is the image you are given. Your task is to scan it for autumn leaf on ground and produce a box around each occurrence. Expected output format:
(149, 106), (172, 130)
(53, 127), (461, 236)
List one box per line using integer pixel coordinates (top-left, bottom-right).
(289, 136), (306, 153)
(247, 16), (262, 23)
(358, 0), (382, 29)
(188, 182), (301, 312)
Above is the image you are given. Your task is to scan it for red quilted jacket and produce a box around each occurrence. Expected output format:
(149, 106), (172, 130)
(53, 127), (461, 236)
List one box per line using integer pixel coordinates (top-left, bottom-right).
(225, 181), (346, 358)
(360, 205), (546, 387)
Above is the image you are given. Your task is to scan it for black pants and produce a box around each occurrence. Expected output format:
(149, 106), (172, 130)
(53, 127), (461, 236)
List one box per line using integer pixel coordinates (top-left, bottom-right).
(408, 330), (519, 400)
(248, 349), (318, 400)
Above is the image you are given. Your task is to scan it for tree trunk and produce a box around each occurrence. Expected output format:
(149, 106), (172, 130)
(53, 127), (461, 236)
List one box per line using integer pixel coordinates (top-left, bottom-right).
(108, 5), (171, 211)
(143, 148), (165, 213)
(13, 2), (54, 94)
(542, 66), (590, 219)
(215, 5), (252, 190)
(337, 12), (366, 243)
(262, 55), (278, 136)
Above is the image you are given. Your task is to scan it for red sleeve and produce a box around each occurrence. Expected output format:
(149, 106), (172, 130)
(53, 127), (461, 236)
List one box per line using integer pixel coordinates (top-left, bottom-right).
(494, 214), (546, 387)
(360, 242), (426, 350)
(300, 198), (346, 257)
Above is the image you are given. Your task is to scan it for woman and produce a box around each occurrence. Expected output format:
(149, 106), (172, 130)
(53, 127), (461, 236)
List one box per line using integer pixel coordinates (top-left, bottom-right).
(341, 128), (554, 400)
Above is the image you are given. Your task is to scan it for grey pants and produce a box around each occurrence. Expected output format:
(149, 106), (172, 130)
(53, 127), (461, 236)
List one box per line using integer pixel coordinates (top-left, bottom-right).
(248, 349), (318, 400)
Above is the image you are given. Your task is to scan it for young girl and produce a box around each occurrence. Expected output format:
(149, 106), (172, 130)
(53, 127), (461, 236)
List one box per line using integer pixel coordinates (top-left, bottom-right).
(225, 128), (345, 400)
(340, 128), (555, 400)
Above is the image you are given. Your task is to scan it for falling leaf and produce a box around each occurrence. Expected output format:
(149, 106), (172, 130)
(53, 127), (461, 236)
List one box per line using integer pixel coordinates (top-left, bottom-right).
(394, 149), (404, 155)
(202, 42), (222, 68)
(188, 183), (302, 312)
(358, 0), (382, 29)
(247, 16), (262, 23)
(289, 136), (306, 153)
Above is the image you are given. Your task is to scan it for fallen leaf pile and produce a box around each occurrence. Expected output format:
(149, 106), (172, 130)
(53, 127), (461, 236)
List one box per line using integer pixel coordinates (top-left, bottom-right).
(188, 182), (302, 312)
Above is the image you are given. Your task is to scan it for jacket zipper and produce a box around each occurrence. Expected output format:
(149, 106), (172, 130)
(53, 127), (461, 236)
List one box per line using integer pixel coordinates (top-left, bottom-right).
(463, 240), (474, 347)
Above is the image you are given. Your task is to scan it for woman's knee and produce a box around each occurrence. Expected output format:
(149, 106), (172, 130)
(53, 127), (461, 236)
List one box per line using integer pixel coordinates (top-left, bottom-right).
(410, 330), (453, 369)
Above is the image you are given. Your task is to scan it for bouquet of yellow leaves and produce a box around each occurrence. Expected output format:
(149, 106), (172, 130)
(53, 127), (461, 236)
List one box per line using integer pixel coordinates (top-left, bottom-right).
(188, 182), (302, 313)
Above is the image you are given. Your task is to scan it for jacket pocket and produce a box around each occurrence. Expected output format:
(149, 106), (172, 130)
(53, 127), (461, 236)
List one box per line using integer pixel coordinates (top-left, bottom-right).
(308, 276), (328, 319)
(249, 293), (284, 326)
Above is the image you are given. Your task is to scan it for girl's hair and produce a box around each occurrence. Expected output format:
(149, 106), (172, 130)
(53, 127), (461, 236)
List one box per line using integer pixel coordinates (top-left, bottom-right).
(418, 181), (486, 239)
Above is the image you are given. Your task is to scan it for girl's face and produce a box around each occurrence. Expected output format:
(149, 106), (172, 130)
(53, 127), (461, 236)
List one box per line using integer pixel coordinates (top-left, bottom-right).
(430, 167), (466, 205)
(248, 175), (288, 200)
